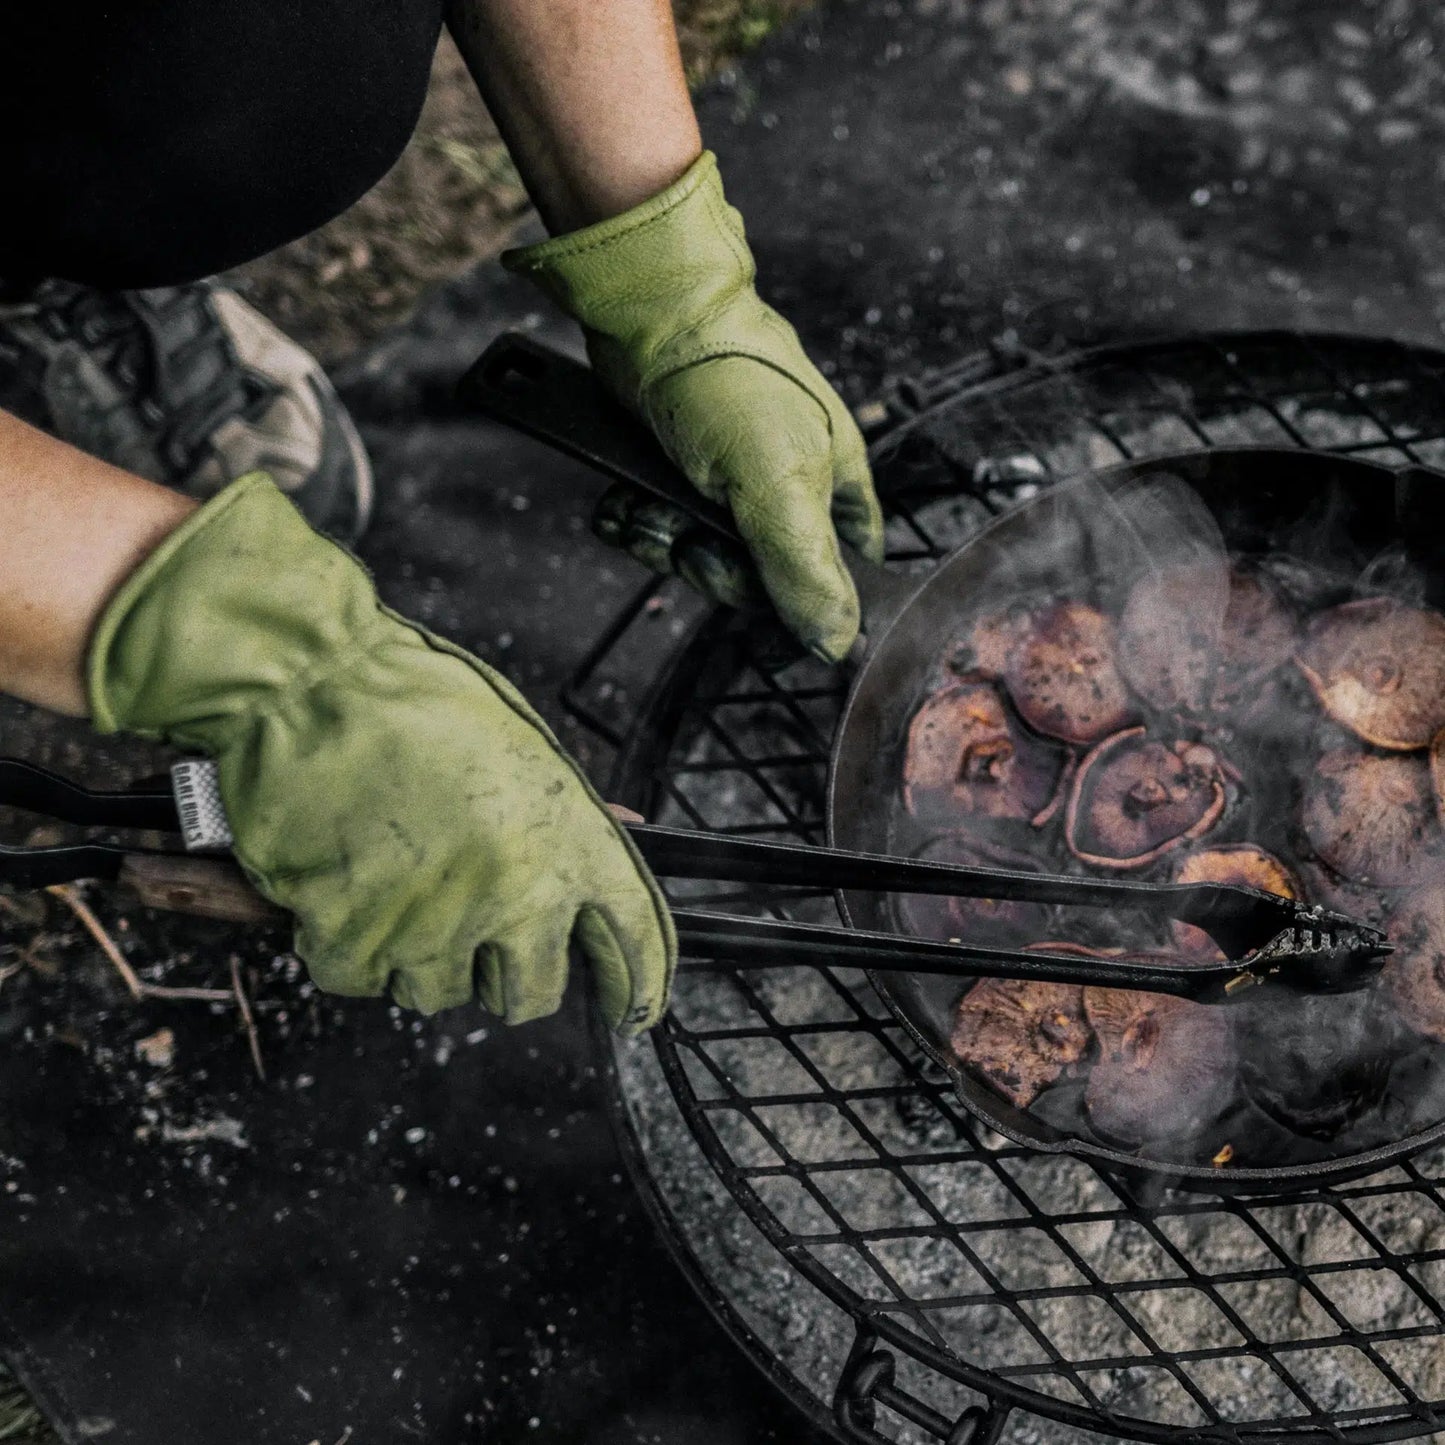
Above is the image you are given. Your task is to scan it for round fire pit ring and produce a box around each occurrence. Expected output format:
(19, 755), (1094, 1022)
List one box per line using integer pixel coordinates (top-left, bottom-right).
(571, 332), (1445, 1445)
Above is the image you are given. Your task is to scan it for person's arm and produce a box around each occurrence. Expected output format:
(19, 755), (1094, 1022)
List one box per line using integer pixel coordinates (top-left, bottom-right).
(444, 0), (702, 233)
(0, 409), (194, 716)
(0, 414), (672, 1029)
(446, 0), (886, 663)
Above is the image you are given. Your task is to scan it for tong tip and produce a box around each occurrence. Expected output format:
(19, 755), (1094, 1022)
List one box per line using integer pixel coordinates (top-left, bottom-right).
(1238, 902), (1390, 996)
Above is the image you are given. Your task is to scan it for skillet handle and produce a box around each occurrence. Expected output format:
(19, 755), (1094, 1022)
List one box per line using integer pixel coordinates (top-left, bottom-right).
(457, 332), (911, 648)
(459, 332), (742, 546)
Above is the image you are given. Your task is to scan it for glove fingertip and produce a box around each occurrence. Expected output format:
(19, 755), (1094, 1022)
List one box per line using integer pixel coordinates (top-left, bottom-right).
(836, 508), (887, 567)
(473, 943), (505, 1018)
(575, 901), (671, 1035)
(796, 556), (862, 665)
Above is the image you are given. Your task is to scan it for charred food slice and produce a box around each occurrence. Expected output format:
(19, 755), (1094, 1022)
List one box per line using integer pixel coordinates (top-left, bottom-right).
(1083, 987), (1238, 1146)
(903, 677), (1063, 822)
(1301, 746), (1445, 888)
(1065, 727), (1228, 869)
(1384, 885), (1445, 1041)
(1118, 563), (1296, 716)
(950, 978), (1090, 1109)
(1237, 988), (1398, 1140)
(1003, 601), (1136, 746)
(950, 604), (1036, 680)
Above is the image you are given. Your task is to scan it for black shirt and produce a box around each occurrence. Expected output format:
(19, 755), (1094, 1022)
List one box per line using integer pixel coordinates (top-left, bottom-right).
(1, 2), (447, 289)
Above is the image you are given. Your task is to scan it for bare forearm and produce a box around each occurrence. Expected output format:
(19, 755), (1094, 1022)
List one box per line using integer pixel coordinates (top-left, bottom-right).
(0, 410), (194, 716)
(445, 0), (702, 233)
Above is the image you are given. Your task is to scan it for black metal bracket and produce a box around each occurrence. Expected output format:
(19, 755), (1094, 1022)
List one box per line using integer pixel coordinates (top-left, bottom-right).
(834, 1327), (1011, 1445)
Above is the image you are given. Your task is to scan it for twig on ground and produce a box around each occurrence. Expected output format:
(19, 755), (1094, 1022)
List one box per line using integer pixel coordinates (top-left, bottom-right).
(47, 886), (232, 1003)
(230, 956), (266, 1082)
(138, 984), (233, 1003)
(46, 885), (143, 999)
(42, 885), (266, 1076)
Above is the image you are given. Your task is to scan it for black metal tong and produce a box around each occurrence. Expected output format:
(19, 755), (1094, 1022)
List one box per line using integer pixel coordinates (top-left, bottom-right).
(0, 757), (1389, 1005)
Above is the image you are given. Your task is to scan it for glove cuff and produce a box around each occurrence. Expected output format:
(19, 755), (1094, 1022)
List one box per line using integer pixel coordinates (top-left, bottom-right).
(502, 150), (729, 274)
(88, 471), (385, 746)
(501, 152), (761, 393)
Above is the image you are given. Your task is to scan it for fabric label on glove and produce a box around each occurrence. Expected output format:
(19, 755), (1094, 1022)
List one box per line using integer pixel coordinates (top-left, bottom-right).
(171, 759), (235, 852)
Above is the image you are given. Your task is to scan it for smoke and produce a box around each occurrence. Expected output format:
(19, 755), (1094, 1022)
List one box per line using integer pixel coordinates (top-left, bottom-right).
(897, 456), (1445, 1171)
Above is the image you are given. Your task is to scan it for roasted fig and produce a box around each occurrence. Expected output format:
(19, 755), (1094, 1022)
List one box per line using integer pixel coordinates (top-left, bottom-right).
(1117, 564), (1296, 717)
(1003, 601), (1136, 746)
(1383, 885), (1445, 1041)
(903, 678), (1063, 822)
(1301, 746), (1445, 888)
(1065, 727), (1228, 869)
(1082, 988), (1238, 1145)
(1295, 598), (1445, 750)
(893, 835), (1055, 945)
(1171, 845), (1302, 959)
(950, 979), (1091, 1109)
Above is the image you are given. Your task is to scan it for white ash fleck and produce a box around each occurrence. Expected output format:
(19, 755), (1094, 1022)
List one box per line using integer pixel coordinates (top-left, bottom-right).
(157, 1115), (249, 1149)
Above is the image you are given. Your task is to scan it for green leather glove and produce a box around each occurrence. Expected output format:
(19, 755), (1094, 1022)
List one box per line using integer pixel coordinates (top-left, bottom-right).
(87, 474), (675, 1032)
(503, 151), (885, 663)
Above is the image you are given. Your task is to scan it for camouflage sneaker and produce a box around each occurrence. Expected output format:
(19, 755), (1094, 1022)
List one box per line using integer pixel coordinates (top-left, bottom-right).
(0, 278), (373, 543)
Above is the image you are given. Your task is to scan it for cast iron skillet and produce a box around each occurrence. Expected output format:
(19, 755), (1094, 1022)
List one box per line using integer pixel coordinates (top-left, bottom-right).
(464, 333), (1445, 1192)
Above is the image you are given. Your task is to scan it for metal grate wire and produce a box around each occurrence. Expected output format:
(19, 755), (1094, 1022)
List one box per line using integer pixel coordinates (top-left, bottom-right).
(564, 332), (1445, 1445)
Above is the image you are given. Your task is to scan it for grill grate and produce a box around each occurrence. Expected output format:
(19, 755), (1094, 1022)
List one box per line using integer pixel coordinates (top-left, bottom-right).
(563, 332), (1445, 1445)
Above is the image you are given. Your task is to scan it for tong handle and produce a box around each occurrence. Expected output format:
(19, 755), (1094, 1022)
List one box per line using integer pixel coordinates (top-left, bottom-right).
(628, 821), (1288, 957)
(672, 910), (1247, 1002)
(0, 758), (175, 831)
(460, 332), (743, 546)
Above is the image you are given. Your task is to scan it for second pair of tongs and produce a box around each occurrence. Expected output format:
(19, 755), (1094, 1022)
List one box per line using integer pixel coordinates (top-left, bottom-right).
(0, 758), (1390, 1005)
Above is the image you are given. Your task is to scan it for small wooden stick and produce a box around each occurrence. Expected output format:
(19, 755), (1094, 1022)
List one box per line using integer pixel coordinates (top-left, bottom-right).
(117, 854), (284, 925)
(47, 883), (143, 1000)
(229, 956), (266, 1082)
(139, 984), (232, 1003)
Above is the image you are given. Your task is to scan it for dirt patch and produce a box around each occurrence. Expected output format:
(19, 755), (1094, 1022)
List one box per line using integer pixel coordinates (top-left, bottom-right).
(228, 1), (815, 362)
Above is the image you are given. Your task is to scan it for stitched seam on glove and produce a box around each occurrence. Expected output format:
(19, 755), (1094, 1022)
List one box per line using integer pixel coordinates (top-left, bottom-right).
(699, 181), (756, 284)
(642, 349), (836, 439)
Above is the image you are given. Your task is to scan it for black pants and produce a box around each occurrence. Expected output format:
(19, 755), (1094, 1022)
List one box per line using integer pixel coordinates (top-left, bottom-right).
(0, 1), (447, 290)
